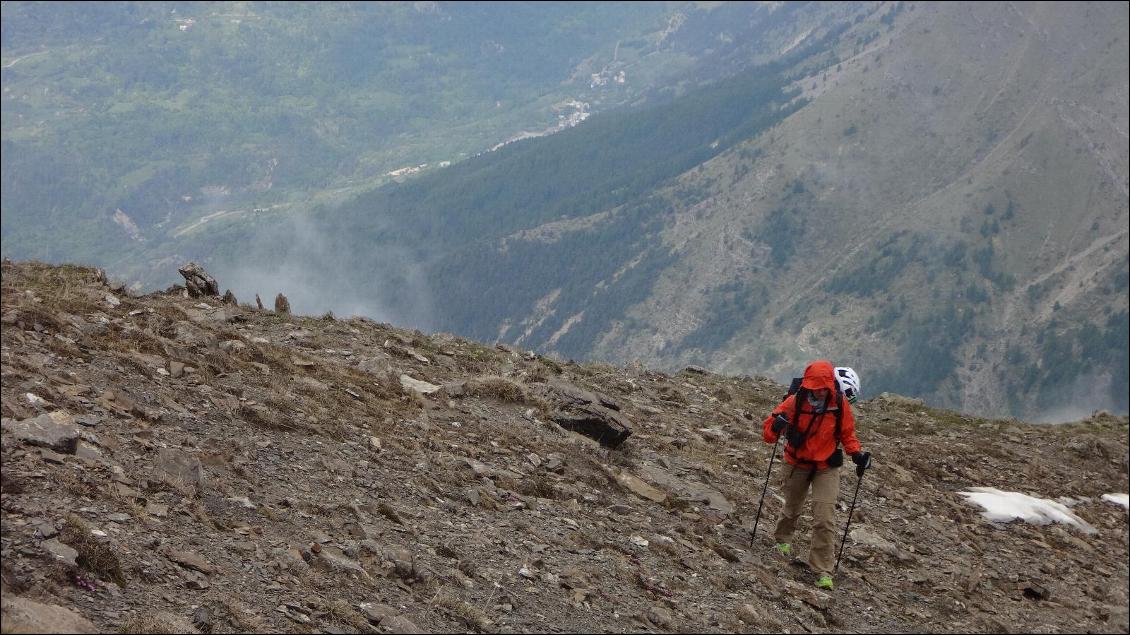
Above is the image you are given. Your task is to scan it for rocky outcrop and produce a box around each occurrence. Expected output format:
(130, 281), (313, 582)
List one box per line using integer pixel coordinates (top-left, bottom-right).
(274, 293), (290, 314)
(176, 262), (219, 297)
(540, 379), (632, 448)
(1, 412), (83, 453)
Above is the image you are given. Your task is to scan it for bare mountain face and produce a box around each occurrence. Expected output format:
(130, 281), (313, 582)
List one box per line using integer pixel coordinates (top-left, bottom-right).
(2, 261), (1128, 633)
(486, 1), (1130, 419)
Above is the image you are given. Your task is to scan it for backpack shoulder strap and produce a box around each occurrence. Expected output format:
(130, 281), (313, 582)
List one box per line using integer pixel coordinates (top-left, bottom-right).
(834, 391), (844, 441)
(783, 377), (803, 401)
(792, 387), (805, 427)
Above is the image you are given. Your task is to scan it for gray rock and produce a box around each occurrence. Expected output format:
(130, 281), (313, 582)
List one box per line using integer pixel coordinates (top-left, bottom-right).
(74, 415), (101, 427)
(42, 538), (79, 566)
(615, 470), (666, 504)
(541, 380), (631, 448)
(382, 615), (427, 634)
(218, 339), (246, 354)
(312, 546), (370, 580)
(636, 464), (733, 516)
(0, 596), (98, 634)
(34, 520), (59, 539)
(178, 262), (220, 297)
(153, 449), (205, 494)
(358, 356), (392, 376)
(165, 548), (217, 574)
(400, 375), (441, 395)
(145, 502), (169, 517)
(381, 546), (415, 579)
(646, 605), (674, 628)
(543, 453), (565, 473)
(2, 412), (82, 453)
(74, 441), (102, 461)
(359, 602), (399, 625)
(550, 405), (632, 449)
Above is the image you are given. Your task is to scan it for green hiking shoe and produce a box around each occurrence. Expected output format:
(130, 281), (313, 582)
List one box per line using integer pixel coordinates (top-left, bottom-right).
(815, 575), (834, 590)
(773, 543), (791, 557)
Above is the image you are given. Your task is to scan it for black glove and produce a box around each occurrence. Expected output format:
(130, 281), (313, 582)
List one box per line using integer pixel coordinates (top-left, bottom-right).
(771, 414), (788, 434)
(852, 451), (872, 476)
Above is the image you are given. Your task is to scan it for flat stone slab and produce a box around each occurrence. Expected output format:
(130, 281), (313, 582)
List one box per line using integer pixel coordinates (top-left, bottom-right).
(1, 596), (98, 634)
(1, 412), (82, 453)
(400, 374), (440, 395)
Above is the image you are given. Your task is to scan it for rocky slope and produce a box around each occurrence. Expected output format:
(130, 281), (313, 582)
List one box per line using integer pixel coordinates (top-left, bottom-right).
(2, 260), (1128, 634)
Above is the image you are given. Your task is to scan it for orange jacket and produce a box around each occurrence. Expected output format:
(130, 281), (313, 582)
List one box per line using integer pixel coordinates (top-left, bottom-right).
(762, 360), (861, 469)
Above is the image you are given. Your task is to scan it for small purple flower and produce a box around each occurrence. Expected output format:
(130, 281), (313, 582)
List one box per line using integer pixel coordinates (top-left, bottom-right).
(70, 571), (98, 592)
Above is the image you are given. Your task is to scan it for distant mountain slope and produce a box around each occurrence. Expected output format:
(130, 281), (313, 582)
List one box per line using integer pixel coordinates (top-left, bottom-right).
(603, 0), (1129, 418)
(206, 1), (1127, 419)
(0, 1), (856, 269)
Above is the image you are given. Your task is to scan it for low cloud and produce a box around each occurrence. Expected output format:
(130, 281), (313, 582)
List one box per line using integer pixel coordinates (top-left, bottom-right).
(215, 213), (434, 330)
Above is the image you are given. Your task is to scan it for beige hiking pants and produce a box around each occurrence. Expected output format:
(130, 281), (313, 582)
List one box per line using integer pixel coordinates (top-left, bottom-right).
(773, 463), (841, 576)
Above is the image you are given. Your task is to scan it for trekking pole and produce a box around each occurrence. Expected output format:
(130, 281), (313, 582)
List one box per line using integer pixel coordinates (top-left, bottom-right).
(834, 457), (870, 573)
(750, 418), (785, 547)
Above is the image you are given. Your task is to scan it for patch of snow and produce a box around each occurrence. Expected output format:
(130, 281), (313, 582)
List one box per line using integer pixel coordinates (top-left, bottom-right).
(1101, 493), (1129, 510)
(958, 487), (1097, 534)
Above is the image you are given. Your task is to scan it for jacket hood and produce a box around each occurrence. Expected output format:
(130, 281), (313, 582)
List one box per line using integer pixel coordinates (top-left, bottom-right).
(800, 360), (837, 393)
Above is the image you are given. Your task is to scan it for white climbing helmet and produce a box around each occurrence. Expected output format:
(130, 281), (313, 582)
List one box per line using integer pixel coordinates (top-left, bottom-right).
(834, 366), (861, 404)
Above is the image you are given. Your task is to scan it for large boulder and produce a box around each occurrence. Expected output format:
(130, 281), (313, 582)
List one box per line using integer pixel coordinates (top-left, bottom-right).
(177, 262), (220, 297)
(1, 412), (82, 453)
(539, 379), (632, 448)
(0, 596), (98, 634)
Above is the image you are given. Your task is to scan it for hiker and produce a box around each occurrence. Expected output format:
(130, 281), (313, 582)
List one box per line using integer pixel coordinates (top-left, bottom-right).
(762, 359), (870, 590)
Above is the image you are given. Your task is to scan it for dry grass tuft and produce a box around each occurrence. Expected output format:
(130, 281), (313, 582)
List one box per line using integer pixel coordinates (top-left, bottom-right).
(118, 611), (198, 634)
(434, 590), (494, 631)
(325, 599), (372, 631)
(218, 597), (266, 632)
(60, 514), (127, 587)
(464, 376), (529, 403)
(517, 473), (562, 500)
